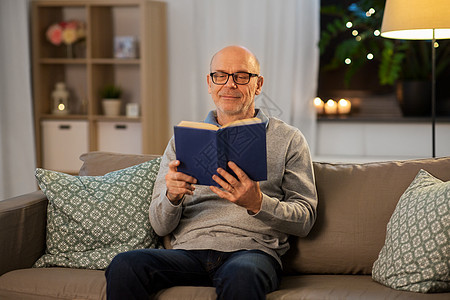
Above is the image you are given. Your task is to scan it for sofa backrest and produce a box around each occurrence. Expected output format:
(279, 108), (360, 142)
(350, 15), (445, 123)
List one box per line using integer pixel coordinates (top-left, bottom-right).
(79, 152), (450, 275)
(79, 151), (160, 176)
(282, 157), (450, 275)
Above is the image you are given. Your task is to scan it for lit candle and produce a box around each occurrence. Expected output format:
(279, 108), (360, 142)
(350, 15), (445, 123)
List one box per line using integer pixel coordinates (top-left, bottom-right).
(313, 97), (324, 114)
(324, 99), (337, 114)
(337, 98), (351, 114)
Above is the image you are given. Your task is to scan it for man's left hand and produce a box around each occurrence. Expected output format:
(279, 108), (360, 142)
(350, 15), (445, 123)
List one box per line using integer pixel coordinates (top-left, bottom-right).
(210, 161), (262, 214)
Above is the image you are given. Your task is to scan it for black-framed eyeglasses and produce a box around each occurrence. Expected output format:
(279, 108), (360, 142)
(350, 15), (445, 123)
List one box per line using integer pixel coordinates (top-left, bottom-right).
(210, 71), (259, 85)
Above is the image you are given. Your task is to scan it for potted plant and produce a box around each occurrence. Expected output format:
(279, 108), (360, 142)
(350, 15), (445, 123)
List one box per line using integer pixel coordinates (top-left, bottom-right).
(389, 39), (450, 116)
(100, 84), (122, 116)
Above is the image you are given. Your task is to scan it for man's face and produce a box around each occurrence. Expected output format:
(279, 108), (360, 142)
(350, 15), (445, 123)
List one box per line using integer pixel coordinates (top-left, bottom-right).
(207, 47), (263, 122)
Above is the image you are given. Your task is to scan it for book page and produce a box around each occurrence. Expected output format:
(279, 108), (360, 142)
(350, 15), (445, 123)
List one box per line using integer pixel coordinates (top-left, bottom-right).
(176, 121), (219, 131)
(177, 117), (261, 130)
(221, 117), (262, 128)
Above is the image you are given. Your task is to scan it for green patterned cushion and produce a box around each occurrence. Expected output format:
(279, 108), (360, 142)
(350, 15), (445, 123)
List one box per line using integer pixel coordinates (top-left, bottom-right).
(34, 157), (163, 270)
(372, 169), (450, 293)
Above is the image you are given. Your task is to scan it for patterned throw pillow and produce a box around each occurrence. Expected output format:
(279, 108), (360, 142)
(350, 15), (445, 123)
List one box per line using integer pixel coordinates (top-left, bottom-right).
(372, 169), (450, 293)
(34, 157), (163, 270)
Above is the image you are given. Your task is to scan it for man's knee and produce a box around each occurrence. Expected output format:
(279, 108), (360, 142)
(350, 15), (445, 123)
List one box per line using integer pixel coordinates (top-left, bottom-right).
(106, 250), (144, 279)
(221, 259), (270, 284)
(214, 251), (281, 299)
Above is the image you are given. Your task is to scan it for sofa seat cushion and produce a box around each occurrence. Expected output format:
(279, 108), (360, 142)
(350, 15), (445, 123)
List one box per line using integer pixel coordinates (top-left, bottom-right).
(0, 268), (106, 300)
(267, 275), (450, 300)
(157, 275), (450, 300)
(1, 269), (448, 300)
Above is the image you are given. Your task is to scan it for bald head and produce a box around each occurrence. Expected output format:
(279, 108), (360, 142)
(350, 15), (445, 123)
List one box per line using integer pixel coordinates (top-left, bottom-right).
(210, 45), (260, 74)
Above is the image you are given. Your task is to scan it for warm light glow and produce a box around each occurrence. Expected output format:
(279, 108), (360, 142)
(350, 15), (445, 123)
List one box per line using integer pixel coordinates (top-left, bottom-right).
(313, 97), (322, 106)
(381, 0), (450, 40)
(346, 22), (353, 28)
(434, 42), (439, 48)
(313, 97), (324, 114)
(367, 53), (374, 60)
(324, 99), (338, 115)
(58, 103), (65, 111)
(381, 29), (450, 40)
(355, 36), (362, 42)
(369, 8), (376, 15)
(352, 30), (358, 36)
(374, 30), (381, 36)
(345, 58), (351, 64)
(337, 99), (351, 114)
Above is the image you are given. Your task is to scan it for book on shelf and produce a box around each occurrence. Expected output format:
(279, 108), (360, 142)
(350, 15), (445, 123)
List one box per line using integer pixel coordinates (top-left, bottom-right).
(174, 117), (267, 186)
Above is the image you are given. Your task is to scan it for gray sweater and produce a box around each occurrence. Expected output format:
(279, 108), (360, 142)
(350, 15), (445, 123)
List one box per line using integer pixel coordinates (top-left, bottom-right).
(150, 111), (318, 266)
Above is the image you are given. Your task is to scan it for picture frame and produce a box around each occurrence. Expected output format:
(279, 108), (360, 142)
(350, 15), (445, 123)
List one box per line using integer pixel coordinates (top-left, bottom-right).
(114, 36), (138, 58)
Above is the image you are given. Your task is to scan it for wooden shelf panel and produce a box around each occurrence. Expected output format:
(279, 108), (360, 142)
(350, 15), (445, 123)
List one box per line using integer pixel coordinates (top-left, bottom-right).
(40, 58), (87, 64)
(91, 58), (140, 64)
(93, 115), (141, 122)
(40, 58), (140, 65)
(40, 114), (88, 120)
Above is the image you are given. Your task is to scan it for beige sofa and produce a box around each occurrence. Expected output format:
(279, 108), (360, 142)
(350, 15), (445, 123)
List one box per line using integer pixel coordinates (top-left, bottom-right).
(0, 151), (449, 299)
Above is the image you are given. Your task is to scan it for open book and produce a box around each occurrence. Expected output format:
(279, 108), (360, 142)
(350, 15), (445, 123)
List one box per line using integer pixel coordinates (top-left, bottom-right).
(174, 117), (267, 186)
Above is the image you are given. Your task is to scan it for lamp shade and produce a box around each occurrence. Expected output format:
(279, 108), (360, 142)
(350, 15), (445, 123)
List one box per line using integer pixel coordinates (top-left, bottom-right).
(381, 0), (450, 40)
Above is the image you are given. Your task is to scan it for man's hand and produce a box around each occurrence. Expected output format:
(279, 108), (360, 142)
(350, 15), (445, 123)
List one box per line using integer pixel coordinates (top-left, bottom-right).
(165, 160), (197, 204)
(210, 161), (262, 214)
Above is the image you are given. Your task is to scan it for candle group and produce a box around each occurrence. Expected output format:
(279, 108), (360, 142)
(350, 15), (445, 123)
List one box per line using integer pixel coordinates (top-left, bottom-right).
(314, 97), (351, 115)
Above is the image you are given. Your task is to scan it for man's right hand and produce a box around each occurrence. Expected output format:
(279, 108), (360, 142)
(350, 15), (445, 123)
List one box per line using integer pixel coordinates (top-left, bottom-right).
(165, 160), (197, 204)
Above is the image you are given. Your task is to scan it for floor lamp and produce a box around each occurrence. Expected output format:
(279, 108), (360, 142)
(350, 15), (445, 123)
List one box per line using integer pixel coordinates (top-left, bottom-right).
(380, 0), (450, 158)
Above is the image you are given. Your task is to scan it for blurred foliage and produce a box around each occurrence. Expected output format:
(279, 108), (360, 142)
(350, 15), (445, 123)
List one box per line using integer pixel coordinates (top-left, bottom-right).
(319, 0), (450, 87)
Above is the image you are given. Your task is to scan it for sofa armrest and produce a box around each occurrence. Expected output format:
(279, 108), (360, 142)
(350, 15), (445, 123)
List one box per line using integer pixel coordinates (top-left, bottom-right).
(0, 191), (48, 276)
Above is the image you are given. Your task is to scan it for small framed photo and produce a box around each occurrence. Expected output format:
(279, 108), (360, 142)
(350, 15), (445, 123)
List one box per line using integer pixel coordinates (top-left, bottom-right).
(114, 36), (138, 58)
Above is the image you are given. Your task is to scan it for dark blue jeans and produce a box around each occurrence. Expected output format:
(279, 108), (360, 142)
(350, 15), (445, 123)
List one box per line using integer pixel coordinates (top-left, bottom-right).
(105, 248), (282, 300)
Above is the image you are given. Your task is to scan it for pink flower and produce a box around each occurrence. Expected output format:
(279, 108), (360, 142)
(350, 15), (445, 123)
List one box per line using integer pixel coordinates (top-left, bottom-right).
(46, 23), (63, 46)
(46, 20), (85, 46)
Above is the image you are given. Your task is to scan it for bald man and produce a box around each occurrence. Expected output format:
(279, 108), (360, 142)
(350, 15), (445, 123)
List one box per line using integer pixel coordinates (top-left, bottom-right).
(105, 45), (317, 300)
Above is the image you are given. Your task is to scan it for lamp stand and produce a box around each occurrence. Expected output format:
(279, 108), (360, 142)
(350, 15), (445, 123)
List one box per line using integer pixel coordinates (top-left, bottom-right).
(431, 29), (436, 158)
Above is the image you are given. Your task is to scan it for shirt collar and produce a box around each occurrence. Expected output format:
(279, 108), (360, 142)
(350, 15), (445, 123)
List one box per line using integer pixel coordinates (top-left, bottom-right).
(204, 109), (269, 128)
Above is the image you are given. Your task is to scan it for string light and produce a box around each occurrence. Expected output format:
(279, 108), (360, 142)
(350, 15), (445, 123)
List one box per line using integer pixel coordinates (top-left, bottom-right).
(367, 53), (374, 60)
(352, 30), (359, 36)
(374, 30), (381, 36)
(366, 8), (375, 17)
(345, 58), (352, 64)
(346, 22), (353, 28)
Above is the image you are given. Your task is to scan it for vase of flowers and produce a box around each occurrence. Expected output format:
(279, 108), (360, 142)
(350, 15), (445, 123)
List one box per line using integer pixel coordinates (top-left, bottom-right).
(46, 20), (86, 58)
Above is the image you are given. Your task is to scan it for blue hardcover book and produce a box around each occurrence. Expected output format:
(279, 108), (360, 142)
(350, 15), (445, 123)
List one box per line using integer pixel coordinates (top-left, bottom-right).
(174, 118), (267, 186)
